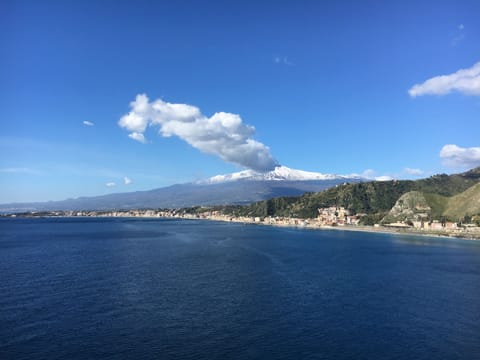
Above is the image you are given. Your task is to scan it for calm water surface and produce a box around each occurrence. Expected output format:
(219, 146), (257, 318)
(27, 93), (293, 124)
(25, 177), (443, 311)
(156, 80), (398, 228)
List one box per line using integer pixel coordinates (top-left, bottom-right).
(1, 218), (480, 359)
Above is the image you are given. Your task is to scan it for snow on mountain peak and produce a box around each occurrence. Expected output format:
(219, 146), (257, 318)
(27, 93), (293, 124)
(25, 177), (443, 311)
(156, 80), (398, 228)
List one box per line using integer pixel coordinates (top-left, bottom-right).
(199, 165), (351, 184)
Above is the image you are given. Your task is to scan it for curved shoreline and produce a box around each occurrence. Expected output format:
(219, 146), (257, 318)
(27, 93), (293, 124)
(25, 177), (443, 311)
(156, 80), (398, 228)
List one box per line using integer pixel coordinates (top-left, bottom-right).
(217, 218), (480, 241)
(4, 211), (480, 241)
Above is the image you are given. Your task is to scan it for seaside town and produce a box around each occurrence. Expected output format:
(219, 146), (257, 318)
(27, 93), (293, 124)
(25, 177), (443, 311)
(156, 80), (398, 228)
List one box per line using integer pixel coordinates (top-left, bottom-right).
(6, 206), (480, 240)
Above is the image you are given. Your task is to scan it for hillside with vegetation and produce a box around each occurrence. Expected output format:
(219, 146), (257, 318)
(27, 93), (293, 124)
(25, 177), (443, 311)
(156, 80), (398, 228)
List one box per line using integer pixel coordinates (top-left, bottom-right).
(221, 167), (480, 224)
(382, 182), (480, 225)
(381, 191), (432, 224)
(444, 182), (480, 220)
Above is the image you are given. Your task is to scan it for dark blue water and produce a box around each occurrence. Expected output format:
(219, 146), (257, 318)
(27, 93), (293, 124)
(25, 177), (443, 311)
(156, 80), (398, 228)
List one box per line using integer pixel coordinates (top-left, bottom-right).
(1, 218), (480, 359)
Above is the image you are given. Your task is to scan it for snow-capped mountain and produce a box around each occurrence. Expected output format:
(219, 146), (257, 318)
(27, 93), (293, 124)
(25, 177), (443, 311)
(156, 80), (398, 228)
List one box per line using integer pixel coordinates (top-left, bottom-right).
(0, 166), (364, 212)
(200, 165), (354, 184)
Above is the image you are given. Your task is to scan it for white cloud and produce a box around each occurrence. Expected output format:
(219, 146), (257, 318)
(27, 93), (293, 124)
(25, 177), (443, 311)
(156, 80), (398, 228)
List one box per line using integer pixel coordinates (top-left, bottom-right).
(375, 175), (394, 182)
(361, 169), (375, 178)
(119, 94), (278, 172)
(0, 167), (38, 174)
(273, 56), (294, 66)
(83, 121), (94, 126)
(451, 34), (465, 47)
(440, 144), (480, 169)
(128, 132), (147, 144)
(408, 61), (480, 97)
(359, 169), (394, 181)
(404, 168), (424, 176)
(105, 182), (116, 187)
(124, 176), (132, 185)
(451, 24), (465, 46)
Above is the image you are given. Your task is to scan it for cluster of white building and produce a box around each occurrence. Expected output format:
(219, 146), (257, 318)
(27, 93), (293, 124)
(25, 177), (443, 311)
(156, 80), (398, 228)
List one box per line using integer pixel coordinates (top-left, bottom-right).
(12, 207), (480, 238)
(316, 206), (360, 226)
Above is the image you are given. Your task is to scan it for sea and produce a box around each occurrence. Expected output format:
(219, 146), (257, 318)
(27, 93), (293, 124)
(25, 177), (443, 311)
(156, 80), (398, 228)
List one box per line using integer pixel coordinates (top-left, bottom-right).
(1, 217), (479, 359)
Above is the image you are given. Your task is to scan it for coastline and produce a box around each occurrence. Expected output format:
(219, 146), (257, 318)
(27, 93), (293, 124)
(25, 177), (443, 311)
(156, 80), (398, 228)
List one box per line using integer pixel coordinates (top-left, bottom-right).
(203, 216), (480, 241)
(3, 211), (480, 241)
(311, 224), (480, 241)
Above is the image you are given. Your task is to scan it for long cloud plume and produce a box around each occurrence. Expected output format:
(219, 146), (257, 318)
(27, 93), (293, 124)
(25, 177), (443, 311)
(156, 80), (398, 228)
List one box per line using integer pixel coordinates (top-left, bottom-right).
(119, 94), (278, 172)
(408, 61), (480, 97)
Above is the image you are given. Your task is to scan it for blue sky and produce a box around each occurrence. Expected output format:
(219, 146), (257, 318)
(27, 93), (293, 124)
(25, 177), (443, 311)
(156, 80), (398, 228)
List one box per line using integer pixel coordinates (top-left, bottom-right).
(1, 0), (479, 203)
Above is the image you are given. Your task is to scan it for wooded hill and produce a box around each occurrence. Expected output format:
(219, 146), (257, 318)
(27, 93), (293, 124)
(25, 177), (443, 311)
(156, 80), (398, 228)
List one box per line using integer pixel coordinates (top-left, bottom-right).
(219, 167), (480, 224)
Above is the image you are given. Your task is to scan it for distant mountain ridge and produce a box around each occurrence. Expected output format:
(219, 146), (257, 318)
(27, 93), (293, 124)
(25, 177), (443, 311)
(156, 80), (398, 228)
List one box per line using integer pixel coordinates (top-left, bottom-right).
(0, 166), (363, 213)
(224, 167), (480, 223)
(199, 166), (356, 183)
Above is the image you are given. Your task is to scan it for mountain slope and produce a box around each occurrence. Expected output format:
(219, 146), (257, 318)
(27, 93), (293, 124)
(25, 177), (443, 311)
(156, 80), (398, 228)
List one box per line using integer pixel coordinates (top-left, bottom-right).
(0, 167), (362, 212)
(444, 182), (480, 219)
(224, 167), (480, 221)
(201, 165), (353, 183)
(381, 191), (432, 224)
(382, 181), (480, 223)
